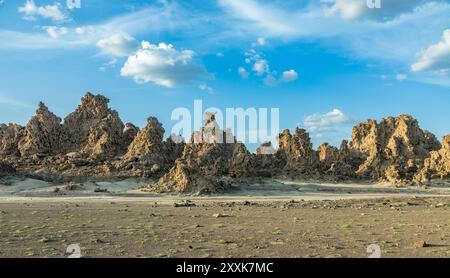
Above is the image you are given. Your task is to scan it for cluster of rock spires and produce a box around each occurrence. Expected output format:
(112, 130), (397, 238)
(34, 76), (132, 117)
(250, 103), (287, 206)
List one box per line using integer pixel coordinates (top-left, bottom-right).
(1, 92), (449, 193)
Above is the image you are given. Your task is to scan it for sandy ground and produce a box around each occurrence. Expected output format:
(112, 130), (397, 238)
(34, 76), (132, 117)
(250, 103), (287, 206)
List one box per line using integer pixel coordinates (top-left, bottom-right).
(0, 178), (449, 258)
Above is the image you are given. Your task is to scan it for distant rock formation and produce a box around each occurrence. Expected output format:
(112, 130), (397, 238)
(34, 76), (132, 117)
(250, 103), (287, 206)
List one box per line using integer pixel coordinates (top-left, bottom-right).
(18, 102), (66, 157)
(0, 92), (448, 193)
(63, 93), (123, 153)
(346, 115), (440, 183)
(277, 128), (320, 177)
(0, 124), (24, 157)
(415, 135), (450, 182)
(147, 113), (253, 193)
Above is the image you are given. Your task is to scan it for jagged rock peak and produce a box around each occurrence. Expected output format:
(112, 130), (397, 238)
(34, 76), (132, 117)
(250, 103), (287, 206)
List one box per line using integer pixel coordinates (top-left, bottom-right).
(125, 117), (165, 158)
(18, 102), (65, 157)
(63, 92), (123, 151)
(349, 114), (441, 182)
(278, 128), (315, 158)
(147, 114), (252, 193)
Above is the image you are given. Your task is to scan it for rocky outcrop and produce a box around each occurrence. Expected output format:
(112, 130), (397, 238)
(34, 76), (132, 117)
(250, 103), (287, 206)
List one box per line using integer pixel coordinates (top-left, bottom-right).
(123, 123), (139, 148)
(147, 113), (253, 193)
(81, 114), (125, 160)
(119, 117), (178, 176)
(347, 115), (441, 183)
(277, 128), (320, 177)
(126, 117), (164, 158)
(0, 124), (24, 157)
(63, 93), (123, 152)
(18, 102), (66, 157)
(415, 135), (450, 182)
(1, 91), (448, 192)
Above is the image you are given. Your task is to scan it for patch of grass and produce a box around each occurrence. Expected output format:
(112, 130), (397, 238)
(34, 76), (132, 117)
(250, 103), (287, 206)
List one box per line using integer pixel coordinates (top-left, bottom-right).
(39, 237), (51, 243)
(212, 224), (225, 229)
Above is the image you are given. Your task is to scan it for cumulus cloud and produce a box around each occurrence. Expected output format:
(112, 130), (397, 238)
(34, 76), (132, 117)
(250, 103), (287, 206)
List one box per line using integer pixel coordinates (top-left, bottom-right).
(264, 70), (298, 86)
(240, 49), (297, 85)
(45, 26), (68, 39)
(18, 0), (68, 22)
(303, 109), (353, 145)
(411, 29), (450, 75)
(120, 41), (205, 88)
(281, 69), (298, 82)
(96, 33), (139, 57)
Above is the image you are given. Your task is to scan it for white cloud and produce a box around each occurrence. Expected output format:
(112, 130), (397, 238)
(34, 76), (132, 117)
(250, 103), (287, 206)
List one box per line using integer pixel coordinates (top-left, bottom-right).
(264, 70), (298, 86)
(281, 69), (298, 82)
(120, 41), (205, 88)
(96, 33), (139, 57)
(411, 29), (450, 74)
(252, 59), (269, 75)
(303, 109), (353, 146)
(45, 26), (68, 39)
(238, 67), (249, 79)
(18, 0), (68, 22)
(304, 109), (351, 131)
(257, 37), (266, 46)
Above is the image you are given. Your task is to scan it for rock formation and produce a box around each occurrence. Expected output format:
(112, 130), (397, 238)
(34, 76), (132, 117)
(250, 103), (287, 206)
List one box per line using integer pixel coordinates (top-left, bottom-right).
(63, 93), (123, 153)
(18, 102), (66, 157)
(119, 117), (183, 176)
(1, 92), (449, 193)
(346, 115), (441, 183)
(0, 124), (24, 157)
(276, 128), (320, 177)
(147, 113), (253, 193)
(415, 135), (450, 182)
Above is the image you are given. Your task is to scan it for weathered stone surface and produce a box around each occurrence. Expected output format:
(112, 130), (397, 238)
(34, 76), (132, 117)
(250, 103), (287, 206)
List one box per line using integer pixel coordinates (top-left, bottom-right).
(318, 143), (339, 168)
(415, 135), (450, 181)
(0, 124), (24, 157)
(348, 115), (440, 183)
(147, 114), (253, 193)
(122, 123), (139, 148)
(63, 93), (122, 152)
(18, 102), (65, 157)
(277, 128), (320, 176)
(126, 117), (164, 158)
(0, 161), (15, 177)
(81, 114), (125, 160)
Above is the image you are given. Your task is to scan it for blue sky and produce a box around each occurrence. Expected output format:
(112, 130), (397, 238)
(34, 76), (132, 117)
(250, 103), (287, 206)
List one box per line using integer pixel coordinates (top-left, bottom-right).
(1, 0), (450, 151)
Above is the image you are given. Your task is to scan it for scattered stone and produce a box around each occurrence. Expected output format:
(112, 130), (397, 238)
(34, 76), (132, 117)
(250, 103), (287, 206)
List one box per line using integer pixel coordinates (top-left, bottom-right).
(414, 240), (429, 248)
(173, 200), (196, 208)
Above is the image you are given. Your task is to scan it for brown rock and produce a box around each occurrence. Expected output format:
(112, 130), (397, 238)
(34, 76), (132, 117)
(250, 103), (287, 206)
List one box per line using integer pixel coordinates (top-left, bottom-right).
(147, 113), (252, 193)
(0, 124), (24, 157)
(18, 102), (66, 157)
(277, 128), (320, 176)
(63, 92), (123, 152)
(348, 115), (440, 183)
(415, 135), (450, 182)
